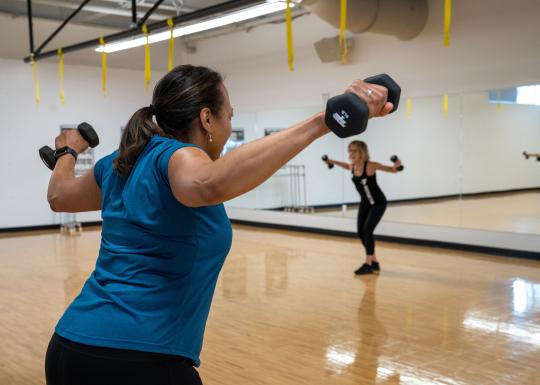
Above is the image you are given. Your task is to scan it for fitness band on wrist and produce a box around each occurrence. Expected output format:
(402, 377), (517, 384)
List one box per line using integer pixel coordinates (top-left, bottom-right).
(54, 146), (78, 161)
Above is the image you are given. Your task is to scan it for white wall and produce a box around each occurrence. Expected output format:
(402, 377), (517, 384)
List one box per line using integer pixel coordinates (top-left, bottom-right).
(226, 94), (464, 209)
(0, 58), (160, 228)
(2, 0), (540, 228)
(226, 106), (347, 209)
(192, 0), (540, 109)
(462, 93), (540, 193)
(228, 91), (540, 209)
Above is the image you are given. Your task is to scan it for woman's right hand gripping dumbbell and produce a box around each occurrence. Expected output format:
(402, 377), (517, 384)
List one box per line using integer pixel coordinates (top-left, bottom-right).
(54, 129), (91, 156)
(325, 74), (400, 138)
(344, 79), (395, 119)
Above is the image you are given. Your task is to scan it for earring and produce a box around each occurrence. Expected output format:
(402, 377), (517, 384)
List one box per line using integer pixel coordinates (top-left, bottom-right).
(208, 133), (213, 143)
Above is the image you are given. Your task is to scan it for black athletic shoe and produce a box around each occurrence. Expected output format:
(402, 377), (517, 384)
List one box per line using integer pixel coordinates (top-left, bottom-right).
(354, 263), (373, 275)
(372, 261), (380, 272)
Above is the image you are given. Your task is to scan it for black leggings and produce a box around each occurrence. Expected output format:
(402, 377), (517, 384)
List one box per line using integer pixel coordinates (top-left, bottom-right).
(45, 334), (203, 385)
(356, 203), (386, 255)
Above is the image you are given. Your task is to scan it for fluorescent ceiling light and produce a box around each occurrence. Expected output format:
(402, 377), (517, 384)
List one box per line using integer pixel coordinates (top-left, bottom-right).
(96, 1), (294, 54)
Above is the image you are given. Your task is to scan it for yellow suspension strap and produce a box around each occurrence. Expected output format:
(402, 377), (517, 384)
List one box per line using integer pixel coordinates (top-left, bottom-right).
(167, 18), (175, 72)
(406, 97), (412, 118)
(444, 0), (452, 47)
(286, 0), (294, 71)
(340, 0), (348, 63)
(31, 55), (40, 105)
(58, 48), (65, 105)
(99, 37), (107, 96)
(443, 94), (449, 116)
(142, 23), (151, 91)
(497, 90), (502, 112)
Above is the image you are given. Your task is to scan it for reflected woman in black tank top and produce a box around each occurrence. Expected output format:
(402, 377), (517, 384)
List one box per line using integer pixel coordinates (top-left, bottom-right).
(324, 141), (402, 275)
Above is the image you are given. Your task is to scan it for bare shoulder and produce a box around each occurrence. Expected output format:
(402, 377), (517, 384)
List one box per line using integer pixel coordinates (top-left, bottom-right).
(169, 145), (212, 171)
(168, 145), (215, 207)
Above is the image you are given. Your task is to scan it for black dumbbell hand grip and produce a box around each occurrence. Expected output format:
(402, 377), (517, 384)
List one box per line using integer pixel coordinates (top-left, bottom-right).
(39, 146), (56, 170)
(78, 122), (99, 148)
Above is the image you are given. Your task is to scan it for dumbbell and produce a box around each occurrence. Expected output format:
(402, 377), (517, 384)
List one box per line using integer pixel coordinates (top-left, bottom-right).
(321, 154), (334, 169)
(325, 74), (401, 138)
(39, 122), (99, 170)
(523, 151), (540, 161)
(390, 155), (404, 171)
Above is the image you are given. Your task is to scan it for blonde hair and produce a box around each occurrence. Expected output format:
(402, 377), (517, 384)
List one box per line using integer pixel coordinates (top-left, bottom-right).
(348, 140), (370, 163)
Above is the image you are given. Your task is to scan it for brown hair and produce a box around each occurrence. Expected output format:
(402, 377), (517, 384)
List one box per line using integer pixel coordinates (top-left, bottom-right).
(348, 140), (370, 163)
(113, 65), (224, 176)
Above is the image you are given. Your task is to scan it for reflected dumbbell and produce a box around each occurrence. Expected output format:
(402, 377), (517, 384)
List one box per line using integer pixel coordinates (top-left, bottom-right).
(523, 151), (540, 161)
(321, 154), (334, 169)
(390, 155), (404, 171)
(39, 122), (99, 170)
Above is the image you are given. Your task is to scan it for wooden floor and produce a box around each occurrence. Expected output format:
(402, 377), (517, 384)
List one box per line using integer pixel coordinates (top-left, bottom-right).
(320, 191), (540, 234)
(1, 225), (540, 385)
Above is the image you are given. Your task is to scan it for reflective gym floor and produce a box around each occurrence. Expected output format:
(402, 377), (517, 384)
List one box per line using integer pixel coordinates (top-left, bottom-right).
(1, 225), (539, 385)
(320, 191), (540, 234)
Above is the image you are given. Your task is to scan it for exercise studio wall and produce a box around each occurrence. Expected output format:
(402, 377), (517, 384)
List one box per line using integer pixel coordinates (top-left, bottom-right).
(1, 0), (539, 231)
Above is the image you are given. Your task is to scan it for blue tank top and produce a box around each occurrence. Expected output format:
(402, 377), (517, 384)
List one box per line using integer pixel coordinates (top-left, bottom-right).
(55, 135), (232, 366)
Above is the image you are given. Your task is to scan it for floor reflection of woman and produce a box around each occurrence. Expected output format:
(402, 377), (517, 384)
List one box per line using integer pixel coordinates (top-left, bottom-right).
(355, 276), (395, 383)
(324, 141), (401, 275)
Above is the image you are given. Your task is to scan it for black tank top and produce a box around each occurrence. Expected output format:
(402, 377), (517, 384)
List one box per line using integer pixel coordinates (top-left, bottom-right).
(352, 162), (387, 206)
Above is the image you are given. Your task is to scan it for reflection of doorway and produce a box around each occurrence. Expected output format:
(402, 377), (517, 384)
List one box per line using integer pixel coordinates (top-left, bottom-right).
(60, 124), (95, 177)
(58, 124), (96, 234)
(264, 127), (283, 136)
(222, 254), (247, 299)
(222, 128), (245, 156)
(264, 251), (289, 297)
(54, 234), (86, 307)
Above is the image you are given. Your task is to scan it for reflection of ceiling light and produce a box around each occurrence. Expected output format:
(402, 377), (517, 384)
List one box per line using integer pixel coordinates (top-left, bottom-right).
(463, 312), (540, 347)
(376, 362), (467, 385)
(512, 278), (537, 314)
(325, 345), (356, 373)
(96, 1), (294, 53)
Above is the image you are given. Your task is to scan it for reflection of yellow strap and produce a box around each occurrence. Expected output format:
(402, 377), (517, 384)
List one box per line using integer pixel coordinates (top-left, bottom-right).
(406, 97), (412, 118)
(167, 18), (175, 72)
(444, 0), (451, 47)
(497, 90), (502, 112)
(99, 37), (107, 96)
(58, 48), (65, 105)
(443, 94), (449, 116)
(31, 56), (40, 105)
(286, 0), (294, 71)
(340, 0), (348, 64)
(142, 24), (151, 90)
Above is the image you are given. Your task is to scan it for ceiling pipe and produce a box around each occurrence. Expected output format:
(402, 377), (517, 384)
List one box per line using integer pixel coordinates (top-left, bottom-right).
(301, 0), (428, 40)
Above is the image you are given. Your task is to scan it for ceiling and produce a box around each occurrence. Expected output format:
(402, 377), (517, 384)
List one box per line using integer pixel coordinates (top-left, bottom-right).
(0, 0), (314, 71)
(1, 0), (431, 68)
(1, 0), (227, 29)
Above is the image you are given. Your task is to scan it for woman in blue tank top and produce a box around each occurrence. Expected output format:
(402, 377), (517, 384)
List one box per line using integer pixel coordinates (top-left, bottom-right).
(44, 65), (394, 385)
(324, 141), (402, 275)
